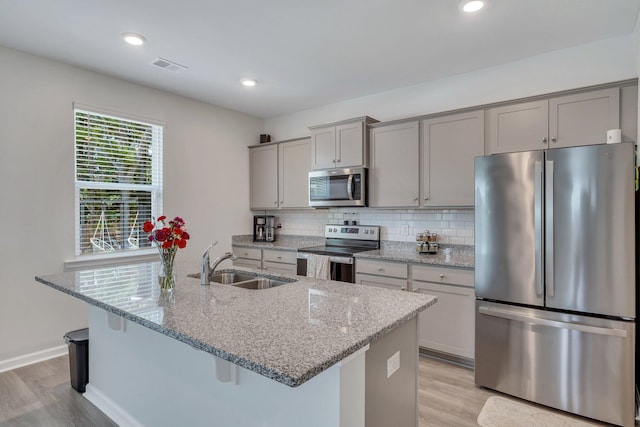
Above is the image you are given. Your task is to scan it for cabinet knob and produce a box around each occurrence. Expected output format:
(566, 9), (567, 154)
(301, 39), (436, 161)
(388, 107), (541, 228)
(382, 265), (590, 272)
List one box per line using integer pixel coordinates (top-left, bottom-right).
(277, 256), (282, 259)
(274, 201), (278, 205)
(413, 289), (418, 293)
(542, 137), (547, 143)
(401, 287), (406, 291)
(280, 200), (284, 204)
(439, 273), (445, 278)
(413, 197), (418, 202)
(377, 267), (383, 271)
(244, 252), (249, 256)
(551, 137), (557, 143)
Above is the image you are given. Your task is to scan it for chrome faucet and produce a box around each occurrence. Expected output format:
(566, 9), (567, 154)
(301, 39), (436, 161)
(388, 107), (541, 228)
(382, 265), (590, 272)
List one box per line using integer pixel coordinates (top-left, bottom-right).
(201, 242), (237, 285)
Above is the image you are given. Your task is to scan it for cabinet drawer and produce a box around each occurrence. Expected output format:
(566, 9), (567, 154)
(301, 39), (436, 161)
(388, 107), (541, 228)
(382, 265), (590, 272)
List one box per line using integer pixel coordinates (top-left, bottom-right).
(411, 264), (473, 287)
(262, 261), (297, 275)
(233, 258), (261, 269)
(233, 247), (261, 260)
(356, 274), (407, 291)
(263, 249), (297, 265)
(356, 259), (408, 279)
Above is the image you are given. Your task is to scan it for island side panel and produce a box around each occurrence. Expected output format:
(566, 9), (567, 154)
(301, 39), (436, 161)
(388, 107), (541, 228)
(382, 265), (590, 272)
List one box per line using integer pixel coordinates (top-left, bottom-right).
(365, 317), (419, 427)
(85, 306), (366, 427)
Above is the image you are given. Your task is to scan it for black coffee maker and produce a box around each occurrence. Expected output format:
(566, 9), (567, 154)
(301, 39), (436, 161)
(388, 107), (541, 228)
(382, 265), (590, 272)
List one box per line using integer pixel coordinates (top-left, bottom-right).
(253, 215), (276, 242)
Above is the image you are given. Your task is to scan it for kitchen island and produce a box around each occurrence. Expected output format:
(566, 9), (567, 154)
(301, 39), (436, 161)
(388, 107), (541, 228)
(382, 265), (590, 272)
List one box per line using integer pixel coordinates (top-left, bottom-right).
(36, 260), (436, 427)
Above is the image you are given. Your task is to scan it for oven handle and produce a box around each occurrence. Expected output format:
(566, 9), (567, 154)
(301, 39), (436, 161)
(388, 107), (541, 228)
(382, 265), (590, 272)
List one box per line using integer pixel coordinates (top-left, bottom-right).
(297, 252), (353, 265)
(347, 174), (354, 200)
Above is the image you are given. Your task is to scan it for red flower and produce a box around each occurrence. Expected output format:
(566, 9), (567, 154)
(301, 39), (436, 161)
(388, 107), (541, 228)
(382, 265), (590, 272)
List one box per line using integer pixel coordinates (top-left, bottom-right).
(144, 214), (189, 251)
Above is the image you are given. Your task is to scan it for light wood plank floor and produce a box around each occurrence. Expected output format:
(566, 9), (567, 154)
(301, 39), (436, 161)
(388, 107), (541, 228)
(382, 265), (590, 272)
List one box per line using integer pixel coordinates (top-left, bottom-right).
(0, 354), (617, 426)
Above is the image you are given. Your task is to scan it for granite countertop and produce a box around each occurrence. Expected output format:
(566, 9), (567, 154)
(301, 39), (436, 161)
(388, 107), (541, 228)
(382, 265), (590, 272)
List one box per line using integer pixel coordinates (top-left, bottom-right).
(35, 260), (435, 388)
(232, 235), (475, 268)
(232, 234), (324, 251)
(355, 242), (475, 269)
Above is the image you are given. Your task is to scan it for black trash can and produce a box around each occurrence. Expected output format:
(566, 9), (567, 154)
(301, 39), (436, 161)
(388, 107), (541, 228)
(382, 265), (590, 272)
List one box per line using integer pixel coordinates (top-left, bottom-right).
(64, 328), (89, 393)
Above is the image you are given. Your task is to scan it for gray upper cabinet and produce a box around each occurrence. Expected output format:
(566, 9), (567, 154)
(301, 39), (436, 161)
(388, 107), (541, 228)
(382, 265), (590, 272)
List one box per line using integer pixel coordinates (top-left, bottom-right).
(488, 88), (621, 154)
(278, 138), (311, 208)
(250, 138), (311, 210)
(250, 144), (278, 209)
(487, 100), (548, 154)
(549, 88), (620, 148)
(369, 121), (420, 207)
(421, 110), (485, 207)
(309, 116), (378, 169)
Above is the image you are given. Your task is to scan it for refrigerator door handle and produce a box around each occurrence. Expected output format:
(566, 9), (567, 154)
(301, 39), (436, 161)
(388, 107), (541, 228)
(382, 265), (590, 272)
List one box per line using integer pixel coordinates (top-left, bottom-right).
(478, 306), (628, 338)
(545, 159), (554, 297)
(534, 161), (543, 297)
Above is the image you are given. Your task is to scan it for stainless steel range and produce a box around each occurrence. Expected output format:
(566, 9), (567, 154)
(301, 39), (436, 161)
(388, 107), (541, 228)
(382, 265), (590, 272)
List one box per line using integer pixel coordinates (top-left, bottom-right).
(297, 225), (380, 282)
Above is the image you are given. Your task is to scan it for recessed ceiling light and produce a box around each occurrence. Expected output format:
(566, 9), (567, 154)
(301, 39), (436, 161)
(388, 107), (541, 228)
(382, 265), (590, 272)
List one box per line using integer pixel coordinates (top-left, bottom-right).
(462, 0), (484, 13)
(122, 32), (147, 46)
(242, 79), (257, 87)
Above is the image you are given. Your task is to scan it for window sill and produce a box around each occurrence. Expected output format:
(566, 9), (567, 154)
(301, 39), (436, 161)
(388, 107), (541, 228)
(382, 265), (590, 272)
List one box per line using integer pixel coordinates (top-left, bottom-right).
(65, 249), (159, 271)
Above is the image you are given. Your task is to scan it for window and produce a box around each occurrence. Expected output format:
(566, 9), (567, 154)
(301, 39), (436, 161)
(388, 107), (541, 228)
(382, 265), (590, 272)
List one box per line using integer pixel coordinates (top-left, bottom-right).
(74, 107), (163, 256)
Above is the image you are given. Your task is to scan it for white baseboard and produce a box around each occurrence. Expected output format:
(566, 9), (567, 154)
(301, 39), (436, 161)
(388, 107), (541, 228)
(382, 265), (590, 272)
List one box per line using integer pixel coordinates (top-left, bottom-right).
(84, 384), (144, 427)
(0, 345), (68, 373)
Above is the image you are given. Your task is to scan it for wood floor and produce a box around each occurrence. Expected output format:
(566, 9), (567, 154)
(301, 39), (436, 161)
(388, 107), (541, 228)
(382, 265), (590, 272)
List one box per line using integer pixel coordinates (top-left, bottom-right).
(0, 354), (614, 426)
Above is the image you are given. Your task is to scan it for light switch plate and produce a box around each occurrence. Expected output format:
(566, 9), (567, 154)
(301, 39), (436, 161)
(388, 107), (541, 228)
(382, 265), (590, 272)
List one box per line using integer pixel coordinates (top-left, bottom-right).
(387, 351), (400, 378)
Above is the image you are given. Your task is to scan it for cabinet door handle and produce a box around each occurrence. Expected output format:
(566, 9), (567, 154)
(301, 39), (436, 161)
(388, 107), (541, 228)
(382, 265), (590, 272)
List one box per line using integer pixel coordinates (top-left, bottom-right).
(377, 267), (383, 271)
(439, 273), (445, 278)
(277, 256), (282, 259)
(542, 137), (547, 144)
(274, 201), (278, 205)
(401, 287), (406, 291)
(413, 197), (418, 202)
(424, 196), (429, 201)
(280, 200), (284, 204)
(551, 137), (557, 143)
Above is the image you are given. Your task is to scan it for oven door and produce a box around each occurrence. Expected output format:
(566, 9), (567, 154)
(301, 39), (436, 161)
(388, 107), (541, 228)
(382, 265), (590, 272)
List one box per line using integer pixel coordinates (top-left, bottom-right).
(297, 253), (354, 283)
(308, 167), (366, 207)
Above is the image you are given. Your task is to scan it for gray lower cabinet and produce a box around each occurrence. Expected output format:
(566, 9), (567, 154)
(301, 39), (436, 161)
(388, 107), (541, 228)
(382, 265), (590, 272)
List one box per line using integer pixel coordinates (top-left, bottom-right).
(232, 246), (297, 274)
(410, 264), (475, 362)
(355, 259), (408, 290)
(262, 248), (297, 275)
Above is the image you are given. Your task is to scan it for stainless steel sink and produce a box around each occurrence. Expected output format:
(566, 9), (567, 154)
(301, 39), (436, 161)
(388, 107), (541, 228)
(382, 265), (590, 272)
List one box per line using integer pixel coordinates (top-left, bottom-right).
(232, 278), (289, 290)
(190, 270), (295, 289)
(209, 272), (258, 284)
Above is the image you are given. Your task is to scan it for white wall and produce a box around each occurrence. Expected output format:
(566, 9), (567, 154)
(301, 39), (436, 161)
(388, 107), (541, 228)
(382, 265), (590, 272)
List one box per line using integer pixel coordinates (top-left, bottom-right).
(0, 46), (263, 364)
(265, 35), (636, 140)
(263, 35), (637, 248)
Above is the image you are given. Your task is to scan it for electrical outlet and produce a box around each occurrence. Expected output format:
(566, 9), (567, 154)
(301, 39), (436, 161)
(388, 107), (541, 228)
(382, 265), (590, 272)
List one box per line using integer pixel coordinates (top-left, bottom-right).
(401, 225), (409, 236)
(387, 351), (400, 378)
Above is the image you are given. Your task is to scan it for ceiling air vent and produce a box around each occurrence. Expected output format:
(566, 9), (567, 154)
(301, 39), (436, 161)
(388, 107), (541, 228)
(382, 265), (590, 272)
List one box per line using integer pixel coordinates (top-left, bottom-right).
(151, 57), (188, 73)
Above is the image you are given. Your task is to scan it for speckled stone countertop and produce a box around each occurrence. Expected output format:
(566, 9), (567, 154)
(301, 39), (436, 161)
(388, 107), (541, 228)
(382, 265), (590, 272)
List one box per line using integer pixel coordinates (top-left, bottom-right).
(232, 234), (324, 251)
(233, 235), (475, 268)
(355, 242), (475, 269)
(35, 260), (435, 387)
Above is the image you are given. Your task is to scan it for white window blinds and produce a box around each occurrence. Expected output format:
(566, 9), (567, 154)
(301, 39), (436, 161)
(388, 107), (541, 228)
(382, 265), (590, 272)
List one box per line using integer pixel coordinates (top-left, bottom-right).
(74, 108), (163, 256)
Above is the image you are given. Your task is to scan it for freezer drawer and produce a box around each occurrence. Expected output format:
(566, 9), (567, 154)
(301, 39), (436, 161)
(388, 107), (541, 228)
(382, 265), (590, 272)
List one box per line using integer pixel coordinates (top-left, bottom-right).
(475, 301), (635, 427)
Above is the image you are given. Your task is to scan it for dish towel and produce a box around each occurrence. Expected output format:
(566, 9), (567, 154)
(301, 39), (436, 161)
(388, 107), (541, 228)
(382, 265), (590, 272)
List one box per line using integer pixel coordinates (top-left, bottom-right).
(306, 254), (331, 280)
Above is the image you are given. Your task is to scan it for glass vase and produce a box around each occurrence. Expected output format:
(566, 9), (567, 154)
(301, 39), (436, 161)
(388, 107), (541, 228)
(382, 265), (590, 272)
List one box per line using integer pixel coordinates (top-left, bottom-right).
(158, 247), (177, 294)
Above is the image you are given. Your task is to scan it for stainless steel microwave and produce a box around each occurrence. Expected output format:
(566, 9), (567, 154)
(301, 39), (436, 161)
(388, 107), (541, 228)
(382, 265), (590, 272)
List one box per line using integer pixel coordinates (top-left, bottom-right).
(308, 167), (367, 207)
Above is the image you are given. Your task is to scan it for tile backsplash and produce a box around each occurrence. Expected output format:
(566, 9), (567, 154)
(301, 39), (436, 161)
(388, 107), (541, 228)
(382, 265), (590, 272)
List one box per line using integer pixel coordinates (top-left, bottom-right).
(265, 207), (474, 245)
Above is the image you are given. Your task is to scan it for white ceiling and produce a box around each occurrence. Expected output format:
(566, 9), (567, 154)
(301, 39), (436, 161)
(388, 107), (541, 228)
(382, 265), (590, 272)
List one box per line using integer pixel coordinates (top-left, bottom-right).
(0, 0), (639, 119)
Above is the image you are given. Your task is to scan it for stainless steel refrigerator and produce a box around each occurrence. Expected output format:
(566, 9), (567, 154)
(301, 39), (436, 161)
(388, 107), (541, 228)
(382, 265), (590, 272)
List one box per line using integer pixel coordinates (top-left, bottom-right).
(474, 142), (636, 427)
